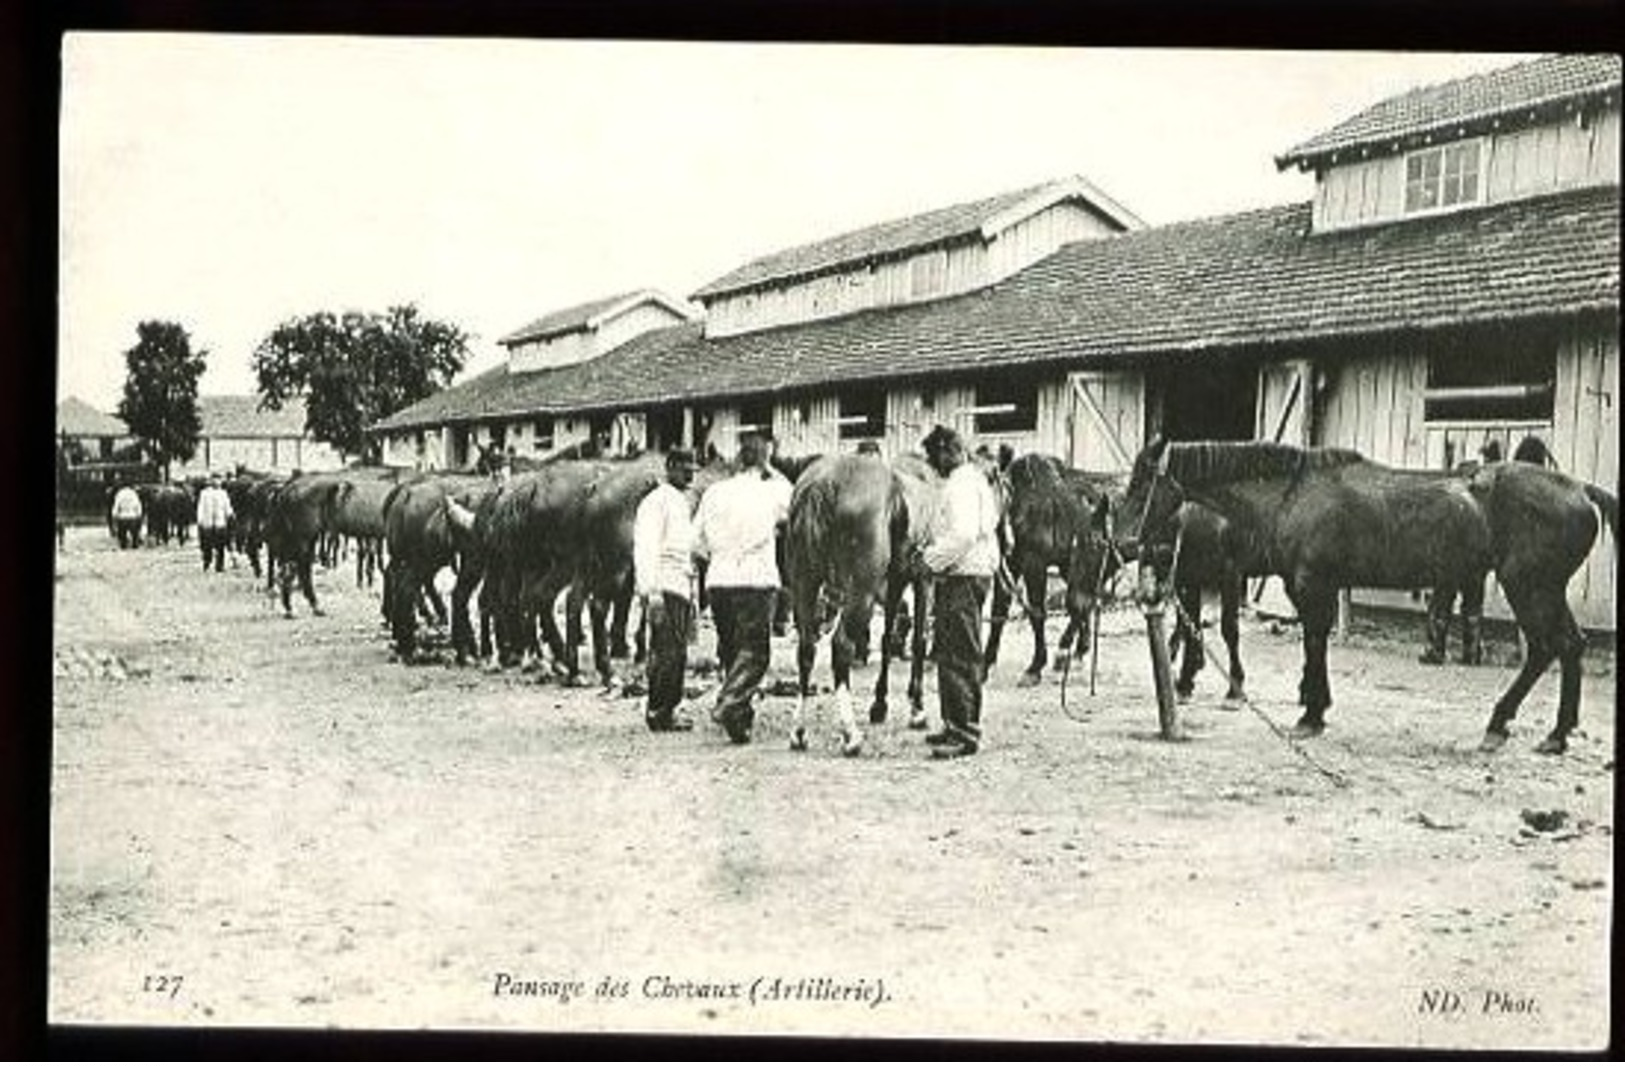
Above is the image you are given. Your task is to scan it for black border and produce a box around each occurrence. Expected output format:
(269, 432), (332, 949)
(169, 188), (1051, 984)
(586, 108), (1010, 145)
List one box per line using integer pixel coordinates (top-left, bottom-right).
(16, 1), (1623, 1060)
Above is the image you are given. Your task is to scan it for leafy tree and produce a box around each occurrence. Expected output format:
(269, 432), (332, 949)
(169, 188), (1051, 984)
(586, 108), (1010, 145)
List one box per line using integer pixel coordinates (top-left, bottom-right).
(117, 320), (207, 480)
(252, 304), (469, 459)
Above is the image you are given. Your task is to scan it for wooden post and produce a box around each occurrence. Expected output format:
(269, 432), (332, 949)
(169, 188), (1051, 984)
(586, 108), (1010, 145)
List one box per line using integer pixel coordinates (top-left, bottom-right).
(1138, 562), (1181, 741)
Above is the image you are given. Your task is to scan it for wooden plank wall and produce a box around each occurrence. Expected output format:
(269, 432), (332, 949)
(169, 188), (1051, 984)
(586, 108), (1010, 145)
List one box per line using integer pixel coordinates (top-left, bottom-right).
(1315, 107), (1621, 231)
(1318, 325), (1617, 630)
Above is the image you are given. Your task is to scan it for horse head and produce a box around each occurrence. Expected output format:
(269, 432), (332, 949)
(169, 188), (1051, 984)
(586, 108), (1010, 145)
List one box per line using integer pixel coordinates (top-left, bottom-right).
(1064, 493), (1121, 620)
(1114, 435), (1185, 565)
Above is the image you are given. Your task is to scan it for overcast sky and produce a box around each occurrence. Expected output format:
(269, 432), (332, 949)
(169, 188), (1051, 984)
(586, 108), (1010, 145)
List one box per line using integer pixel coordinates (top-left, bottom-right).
(57, 36), (1538, 412)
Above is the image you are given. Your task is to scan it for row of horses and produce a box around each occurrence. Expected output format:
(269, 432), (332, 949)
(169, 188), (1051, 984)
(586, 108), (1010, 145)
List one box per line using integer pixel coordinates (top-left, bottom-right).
(224, 435), (1614, 758)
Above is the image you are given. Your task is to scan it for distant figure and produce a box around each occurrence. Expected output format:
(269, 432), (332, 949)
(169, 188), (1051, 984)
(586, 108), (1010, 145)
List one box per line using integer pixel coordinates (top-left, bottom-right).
(1479, 439), (1503, 464)
(195, 473), (235, 573)
(996, 442), (1016, 472)
(110, 482), (143, 549)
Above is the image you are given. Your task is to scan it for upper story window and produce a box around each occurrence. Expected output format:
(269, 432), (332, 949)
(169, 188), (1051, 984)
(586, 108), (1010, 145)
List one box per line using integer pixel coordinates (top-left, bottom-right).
(1404, 140), (1482, 215)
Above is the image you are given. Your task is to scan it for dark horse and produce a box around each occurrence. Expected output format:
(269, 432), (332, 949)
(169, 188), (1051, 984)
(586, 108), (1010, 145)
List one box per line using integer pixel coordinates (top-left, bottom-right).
(784, 452), (937, 756)
(1117, 438), (1616, 754)
(984, 452), (1117, 685)
(1073, 499), (1248, 703)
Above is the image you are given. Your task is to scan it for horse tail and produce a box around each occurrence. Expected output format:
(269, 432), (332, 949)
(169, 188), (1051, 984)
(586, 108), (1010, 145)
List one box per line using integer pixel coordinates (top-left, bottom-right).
(1582, 482), (1617, 548)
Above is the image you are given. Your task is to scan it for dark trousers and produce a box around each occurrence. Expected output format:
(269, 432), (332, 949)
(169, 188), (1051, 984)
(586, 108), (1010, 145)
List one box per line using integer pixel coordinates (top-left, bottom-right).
(934, 575), (990, 746)
(115, 518), (142, 549)
(710, 586), (775, 739)
(200, 528), (228, 572)
(646, 592), (694, 722)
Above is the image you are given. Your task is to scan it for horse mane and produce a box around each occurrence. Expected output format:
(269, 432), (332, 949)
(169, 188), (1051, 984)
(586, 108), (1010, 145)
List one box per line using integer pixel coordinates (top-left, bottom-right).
(1165, 441), (1364, 487)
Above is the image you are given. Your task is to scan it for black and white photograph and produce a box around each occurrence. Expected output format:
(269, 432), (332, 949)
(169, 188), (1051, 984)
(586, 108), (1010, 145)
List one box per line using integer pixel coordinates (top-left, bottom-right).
(50, 33), (1616, 1052)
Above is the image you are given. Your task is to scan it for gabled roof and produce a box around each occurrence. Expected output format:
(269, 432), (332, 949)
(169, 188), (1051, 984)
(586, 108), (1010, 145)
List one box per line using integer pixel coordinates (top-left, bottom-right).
(1277, 53), (1624, 171)
(199, 395), (311, 438)
(57, 396), (128, 438)
(497, 289), (696, 347)
(689, 176), (1144, 301)
(373, 186), (1618, 433)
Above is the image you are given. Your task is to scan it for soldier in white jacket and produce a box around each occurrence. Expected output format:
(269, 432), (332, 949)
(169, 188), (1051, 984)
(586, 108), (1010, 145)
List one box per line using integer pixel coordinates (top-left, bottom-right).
(633, 449), (700, 732)
(195, 473), (235, 573)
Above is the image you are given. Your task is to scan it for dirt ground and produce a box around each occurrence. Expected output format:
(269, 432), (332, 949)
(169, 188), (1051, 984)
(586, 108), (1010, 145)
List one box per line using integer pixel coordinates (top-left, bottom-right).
(48, 526), (1615, 1050)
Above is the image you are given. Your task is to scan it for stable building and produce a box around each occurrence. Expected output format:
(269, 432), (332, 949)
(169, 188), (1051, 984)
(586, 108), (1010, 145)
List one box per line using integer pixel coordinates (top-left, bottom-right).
(371, 54), (1618, 628)
(171, 395), (345, 479)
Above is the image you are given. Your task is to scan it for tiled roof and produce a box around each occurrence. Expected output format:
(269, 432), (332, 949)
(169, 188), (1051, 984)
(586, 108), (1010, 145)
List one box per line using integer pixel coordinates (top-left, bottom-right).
(57, 396), (128, 438)
(690, 176), (1142, 300)
(374, 186), (1618, 432)
(1278, 54), (1623, 170)
(498, 290), (647, 347)
(199, 394), (311, 438)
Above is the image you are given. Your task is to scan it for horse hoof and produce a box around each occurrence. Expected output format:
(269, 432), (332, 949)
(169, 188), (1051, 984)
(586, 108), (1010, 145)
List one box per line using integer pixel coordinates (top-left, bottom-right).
(869, 701), (888, 725)
(907, 711), (929, 731)
(1478, 730), (1509, 753)
(1534, 735), (1568, 756)
(788, 728), (808, 752)
(1176, 688), (1194, 704)
(312, 608), (326, 617)
(1289, 720), (1324, 740)
(841, 736), (864, 758)
(1016, 672), (1042, 689)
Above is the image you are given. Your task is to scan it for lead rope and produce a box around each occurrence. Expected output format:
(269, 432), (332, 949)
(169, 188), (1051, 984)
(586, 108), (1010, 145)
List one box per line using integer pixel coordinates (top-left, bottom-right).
(1159, 550), (1353, 791)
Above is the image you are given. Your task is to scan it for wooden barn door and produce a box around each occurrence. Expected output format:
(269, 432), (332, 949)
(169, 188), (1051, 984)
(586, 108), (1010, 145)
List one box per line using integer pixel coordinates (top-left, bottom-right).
(1067, 370), (1143, 474)
(1253, 359), (1314, 619)
(1256, 359), (1313, 445)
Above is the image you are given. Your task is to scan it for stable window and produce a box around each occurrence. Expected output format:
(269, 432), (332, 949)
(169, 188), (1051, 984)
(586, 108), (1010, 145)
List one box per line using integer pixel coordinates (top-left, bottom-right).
(974, 378), (1039, 434)
(736, 398), (774, 438)
(1423, 332), (1555, 423)
(838, 387), (887, 441)
(1404, 140), (1482, 214)
(532, 416), (554, 451)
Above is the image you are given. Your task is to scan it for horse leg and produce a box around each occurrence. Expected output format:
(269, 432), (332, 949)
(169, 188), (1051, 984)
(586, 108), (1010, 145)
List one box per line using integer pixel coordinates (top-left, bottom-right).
(833, 601), (869, 756)
(1458, 573), (1487, 666)
(1173, 579), (1203, 701)
(588, 592), (614, 688)
(563, 582), (588, 684)
(451, 564), (480, 665)
(1420, 586), (1455, 665)
(869, 577), (904, 725)
(386, 561), (418, 661)
(1482, 584), (1565, 752)
(1289, 582), (1336, 737)
(983, 577), (1010, 674)
(1016, 567), (1048, 686)
(277, 559), (295, 618)
(301, 554), (323, 617)
(789, 588), (817, 752)
(905, 578), (931, 728)
(1220, 572), (1246, 703)
(1539, 606), (1587, 755)
(608, 583), (632, 660)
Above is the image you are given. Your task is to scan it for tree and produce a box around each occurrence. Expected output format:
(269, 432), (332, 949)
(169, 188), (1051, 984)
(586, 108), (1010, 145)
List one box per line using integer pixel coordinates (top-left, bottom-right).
(252, 304), (469, 459)
(117, 320), (207, 480)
